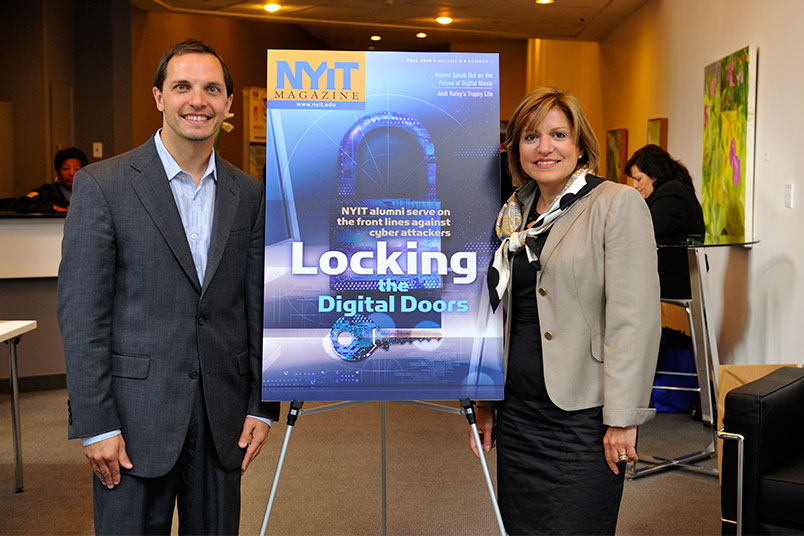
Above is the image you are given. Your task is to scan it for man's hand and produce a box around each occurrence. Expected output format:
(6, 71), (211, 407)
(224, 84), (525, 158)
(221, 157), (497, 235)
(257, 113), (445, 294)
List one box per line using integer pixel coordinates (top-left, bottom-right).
(468, 406), (495, 459)
(239, 416), (270, 474)
(83, 434), (133, 489)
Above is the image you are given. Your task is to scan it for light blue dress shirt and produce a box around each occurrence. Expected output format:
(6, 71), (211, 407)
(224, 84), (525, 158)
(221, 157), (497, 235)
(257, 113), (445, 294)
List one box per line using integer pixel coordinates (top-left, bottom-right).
(157, 130), (217, 285)
(83, 132), (270, 447)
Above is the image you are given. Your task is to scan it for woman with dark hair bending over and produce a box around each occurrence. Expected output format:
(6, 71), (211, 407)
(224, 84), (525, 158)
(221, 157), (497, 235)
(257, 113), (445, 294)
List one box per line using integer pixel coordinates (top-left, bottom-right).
(626, 144), (706, 299)
(470, 87), (661, 535)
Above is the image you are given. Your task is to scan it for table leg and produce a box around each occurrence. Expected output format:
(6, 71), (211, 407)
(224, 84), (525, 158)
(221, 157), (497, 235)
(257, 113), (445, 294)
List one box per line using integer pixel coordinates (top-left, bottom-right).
(688, 248), (717, 426)
(7, 337), (24, 492)
(628, 247), (720, 479)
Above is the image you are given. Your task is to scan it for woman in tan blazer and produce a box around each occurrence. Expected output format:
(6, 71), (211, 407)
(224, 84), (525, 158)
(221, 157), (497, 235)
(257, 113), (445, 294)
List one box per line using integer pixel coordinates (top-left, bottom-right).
(470, 88), (660, 535)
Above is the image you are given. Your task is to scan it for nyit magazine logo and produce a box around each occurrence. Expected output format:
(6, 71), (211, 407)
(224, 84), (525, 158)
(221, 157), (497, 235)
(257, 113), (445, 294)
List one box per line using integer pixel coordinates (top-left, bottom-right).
(267, 50), (366, 110)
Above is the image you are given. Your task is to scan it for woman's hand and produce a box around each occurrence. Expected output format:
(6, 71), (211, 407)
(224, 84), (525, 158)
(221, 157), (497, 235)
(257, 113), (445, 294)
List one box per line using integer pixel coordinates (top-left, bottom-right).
(603, 425), (637, 475)
(468, 406), (495, 458)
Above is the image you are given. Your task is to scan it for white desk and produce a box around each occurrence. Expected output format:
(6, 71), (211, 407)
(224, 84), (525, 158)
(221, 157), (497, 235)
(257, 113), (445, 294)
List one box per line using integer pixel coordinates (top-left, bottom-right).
(1, 320), (37, 492)
(0, 215), (65, 279)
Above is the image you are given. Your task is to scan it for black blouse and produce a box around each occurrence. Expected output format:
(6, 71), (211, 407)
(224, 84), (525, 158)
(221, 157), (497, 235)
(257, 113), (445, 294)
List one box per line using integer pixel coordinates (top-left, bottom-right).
(505, 203), (551, 401)
(646, 180), (706, 299)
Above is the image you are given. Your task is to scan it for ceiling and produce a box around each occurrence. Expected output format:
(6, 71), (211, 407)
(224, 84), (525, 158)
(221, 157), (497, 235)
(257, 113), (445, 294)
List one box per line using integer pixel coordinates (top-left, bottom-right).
(132, 0), (648, 50)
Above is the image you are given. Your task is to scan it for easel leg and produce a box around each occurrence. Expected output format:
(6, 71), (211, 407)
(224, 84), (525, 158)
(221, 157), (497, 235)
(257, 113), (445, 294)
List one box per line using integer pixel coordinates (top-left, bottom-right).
(260, 400), (506, 534)
(380, 401), (388, 536)
(460, 398), (506, 536)
(259, 400), (304, 536)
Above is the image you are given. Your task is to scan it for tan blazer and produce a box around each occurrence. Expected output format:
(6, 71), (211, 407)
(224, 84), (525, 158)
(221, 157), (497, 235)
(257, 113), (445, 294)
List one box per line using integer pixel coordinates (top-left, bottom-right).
(502, 178), (661, 428)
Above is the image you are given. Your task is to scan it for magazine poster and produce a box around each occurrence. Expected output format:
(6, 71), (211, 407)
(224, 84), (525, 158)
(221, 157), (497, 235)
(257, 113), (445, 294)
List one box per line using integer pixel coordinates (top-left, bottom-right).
(262, 50), (504, 401)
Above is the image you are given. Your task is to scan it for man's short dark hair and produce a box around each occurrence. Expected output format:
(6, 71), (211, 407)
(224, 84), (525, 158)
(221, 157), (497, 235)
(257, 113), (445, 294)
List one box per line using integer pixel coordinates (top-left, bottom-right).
(55, 147), (88, 171)
(153, 39), (233, 97)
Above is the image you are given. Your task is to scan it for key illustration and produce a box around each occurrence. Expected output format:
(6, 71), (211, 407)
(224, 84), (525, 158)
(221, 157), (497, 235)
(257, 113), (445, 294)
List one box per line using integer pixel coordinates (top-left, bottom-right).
(329, 314), (443, 362)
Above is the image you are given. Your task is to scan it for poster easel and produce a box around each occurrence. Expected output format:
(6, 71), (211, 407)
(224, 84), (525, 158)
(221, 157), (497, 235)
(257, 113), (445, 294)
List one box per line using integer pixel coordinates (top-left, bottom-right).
(260, 50), (505, 535)
(258, 399), (505, 536)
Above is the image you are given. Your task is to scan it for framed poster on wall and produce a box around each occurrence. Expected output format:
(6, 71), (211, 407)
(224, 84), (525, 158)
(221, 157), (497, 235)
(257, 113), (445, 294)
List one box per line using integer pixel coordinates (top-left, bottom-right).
(261, 50), (504, 402)
(647, 117), (668, 149)
(605, 128), (628, 183)
(702, 45), (758, 240)
(242, 87), (268, 180)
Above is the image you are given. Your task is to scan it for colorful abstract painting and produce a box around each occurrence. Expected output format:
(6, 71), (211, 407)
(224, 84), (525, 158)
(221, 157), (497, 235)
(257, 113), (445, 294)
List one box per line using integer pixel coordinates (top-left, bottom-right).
(702, 46), (757, 239)
(606, 128), (628, 183)
(647, 118), (668, 149)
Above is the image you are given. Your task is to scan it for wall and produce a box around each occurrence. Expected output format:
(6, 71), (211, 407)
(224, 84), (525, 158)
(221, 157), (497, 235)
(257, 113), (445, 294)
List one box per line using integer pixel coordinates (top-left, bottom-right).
(524, 39), (604, 172)
(599, 0), (804, 365)
(130, 9), (327, 168)
(0, 3), (49, 195)
(1, 0), (128, 197)
(0, 103), (14, 198)
(75, 0), (133, 161)
(44, 0), (78, 166)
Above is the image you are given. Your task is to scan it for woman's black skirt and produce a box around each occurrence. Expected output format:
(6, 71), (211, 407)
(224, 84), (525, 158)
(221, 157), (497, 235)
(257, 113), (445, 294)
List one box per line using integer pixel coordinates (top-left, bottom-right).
(496, 394), (625, 536)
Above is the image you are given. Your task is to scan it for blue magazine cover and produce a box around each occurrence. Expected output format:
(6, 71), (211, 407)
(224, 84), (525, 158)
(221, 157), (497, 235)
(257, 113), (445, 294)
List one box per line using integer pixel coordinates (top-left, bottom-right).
(262, 50), (503, 401)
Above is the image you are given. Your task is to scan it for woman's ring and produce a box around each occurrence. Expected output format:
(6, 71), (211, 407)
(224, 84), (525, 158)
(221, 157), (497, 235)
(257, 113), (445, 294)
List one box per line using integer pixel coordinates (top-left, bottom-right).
(618, 453), (628, 461)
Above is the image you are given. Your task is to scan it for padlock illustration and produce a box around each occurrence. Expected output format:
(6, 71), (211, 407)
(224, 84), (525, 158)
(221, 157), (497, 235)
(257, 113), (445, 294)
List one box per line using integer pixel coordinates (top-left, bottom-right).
(330, 111), (442, 291)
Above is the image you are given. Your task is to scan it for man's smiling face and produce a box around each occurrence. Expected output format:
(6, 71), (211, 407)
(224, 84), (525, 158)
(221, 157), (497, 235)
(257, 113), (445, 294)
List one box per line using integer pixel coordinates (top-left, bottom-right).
(152, 52), (233, 149)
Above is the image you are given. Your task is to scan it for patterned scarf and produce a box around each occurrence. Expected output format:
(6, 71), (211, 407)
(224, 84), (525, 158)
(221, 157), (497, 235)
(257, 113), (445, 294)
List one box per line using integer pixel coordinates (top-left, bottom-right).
(487, 167), (593, 311)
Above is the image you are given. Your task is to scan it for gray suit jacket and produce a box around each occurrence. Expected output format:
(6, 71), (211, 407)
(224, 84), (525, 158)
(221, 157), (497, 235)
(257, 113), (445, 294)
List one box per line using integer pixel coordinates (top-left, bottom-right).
(58, 138), (279, 477)
(502, 179), (661, 427)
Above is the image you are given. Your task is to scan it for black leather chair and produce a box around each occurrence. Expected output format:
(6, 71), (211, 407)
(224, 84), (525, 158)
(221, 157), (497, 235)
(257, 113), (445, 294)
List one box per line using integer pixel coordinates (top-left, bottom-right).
(720, 366), (804, 535)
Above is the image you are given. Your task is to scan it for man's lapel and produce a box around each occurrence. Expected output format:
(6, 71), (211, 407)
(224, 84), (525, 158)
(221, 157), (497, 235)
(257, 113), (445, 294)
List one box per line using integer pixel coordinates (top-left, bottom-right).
(129, 141), (202, 292)
(202, 157), (239, 293)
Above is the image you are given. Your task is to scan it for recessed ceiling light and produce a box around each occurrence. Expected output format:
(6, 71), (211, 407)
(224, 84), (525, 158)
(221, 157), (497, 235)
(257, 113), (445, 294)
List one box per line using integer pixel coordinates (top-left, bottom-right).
(416, 32), (428, 39)
(436, 16), (453, 25)
(370, 35), (382, 41)
(535, 0), (554, 4)
(264, 3), (281, 12)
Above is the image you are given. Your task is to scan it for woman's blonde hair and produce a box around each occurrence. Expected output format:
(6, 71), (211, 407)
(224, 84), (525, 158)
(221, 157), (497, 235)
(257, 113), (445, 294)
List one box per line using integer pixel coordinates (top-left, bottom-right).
(504, 87), (600, 187)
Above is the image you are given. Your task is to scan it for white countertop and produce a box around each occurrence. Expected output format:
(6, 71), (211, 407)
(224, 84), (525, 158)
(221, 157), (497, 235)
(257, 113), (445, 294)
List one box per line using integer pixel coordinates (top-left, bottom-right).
(0, 320), (38, 343)
(0, 217), (65, 279)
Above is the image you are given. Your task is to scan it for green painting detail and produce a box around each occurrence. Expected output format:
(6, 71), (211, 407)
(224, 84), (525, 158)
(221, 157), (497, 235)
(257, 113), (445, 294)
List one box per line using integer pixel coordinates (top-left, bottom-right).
(702, 46), (754, 239)
(646, 118), (667, 149)
(606, 129), (627, 183)
(647, 120), (662, 146)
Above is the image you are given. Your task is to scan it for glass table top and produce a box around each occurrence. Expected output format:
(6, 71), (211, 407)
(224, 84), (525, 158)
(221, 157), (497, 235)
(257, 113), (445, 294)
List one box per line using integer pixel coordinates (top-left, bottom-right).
(657, 235), (759, 248)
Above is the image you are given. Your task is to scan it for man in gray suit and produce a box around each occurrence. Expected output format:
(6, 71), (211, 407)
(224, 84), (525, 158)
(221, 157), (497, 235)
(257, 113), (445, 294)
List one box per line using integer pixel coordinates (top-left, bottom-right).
(58, 39), (279, 534)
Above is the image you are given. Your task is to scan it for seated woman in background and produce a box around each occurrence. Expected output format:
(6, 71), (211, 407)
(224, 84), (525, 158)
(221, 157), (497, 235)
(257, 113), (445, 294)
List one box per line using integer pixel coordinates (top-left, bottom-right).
(2, 147), (87, 213)
(626, 144), (706, 299)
